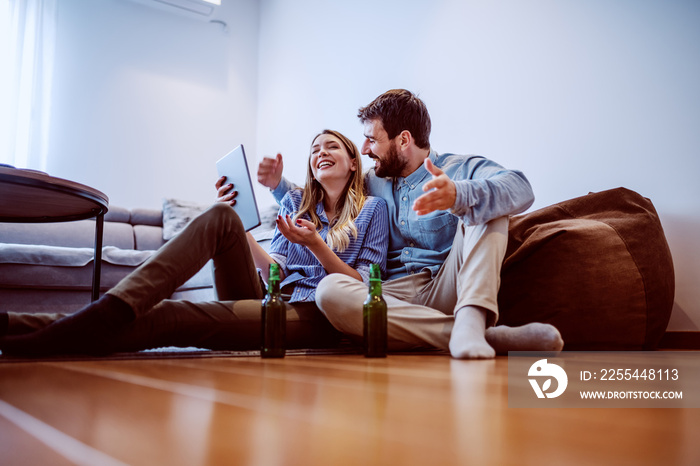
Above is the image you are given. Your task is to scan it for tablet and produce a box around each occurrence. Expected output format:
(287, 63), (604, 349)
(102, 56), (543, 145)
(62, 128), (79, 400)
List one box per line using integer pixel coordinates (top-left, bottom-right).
(216, 145), (261, 231)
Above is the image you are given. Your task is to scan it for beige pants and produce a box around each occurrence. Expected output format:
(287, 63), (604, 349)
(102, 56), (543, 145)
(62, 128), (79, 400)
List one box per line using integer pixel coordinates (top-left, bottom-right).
(8, 203), (341, 351)
(316, 217), (509, 351)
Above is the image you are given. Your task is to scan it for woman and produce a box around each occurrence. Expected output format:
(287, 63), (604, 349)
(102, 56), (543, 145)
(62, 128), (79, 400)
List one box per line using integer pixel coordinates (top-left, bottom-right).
(0, 130), (388, 356)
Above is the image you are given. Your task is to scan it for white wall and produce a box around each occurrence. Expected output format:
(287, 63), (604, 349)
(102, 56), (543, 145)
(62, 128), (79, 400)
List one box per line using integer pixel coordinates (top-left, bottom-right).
(256, 0), (700, 330)
(47, 0), (260, 210)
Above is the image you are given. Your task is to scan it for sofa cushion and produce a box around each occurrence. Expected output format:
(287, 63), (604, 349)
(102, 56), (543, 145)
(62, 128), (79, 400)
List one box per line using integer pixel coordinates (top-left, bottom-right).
(0, 219), (136, 249)
(498, 187), (675, 350)
(104, 206), (131, 223)
(0, 244), (153, 267)
(134, 224), (166, 251)
(130, 208), (162, 227)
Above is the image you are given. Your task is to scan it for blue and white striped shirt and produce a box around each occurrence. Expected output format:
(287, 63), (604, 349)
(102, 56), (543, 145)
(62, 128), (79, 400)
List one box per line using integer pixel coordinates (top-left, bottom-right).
(268, 190), (389, 303)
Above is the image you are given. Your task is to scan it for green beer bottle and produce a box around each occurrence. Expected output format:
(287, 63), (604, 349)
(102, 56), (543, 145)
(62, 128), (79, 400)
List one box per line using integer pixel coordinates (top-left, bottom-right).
(261, 263), (286, 358)
(363, 263), (387, 358)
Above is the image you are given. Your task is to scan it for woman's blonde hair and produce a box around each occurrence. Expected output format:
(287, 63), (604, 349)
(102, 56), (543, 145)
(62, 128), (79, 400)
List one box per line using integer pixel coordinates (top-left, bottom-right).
(294, 129), (366, 253)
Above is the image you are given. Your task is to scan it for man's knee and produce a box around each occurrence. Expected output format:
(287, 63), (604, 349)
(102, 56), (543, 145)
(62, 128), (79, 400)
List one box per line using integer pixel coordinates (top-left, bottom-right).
(315, 274), (364, 333)
(316, 274), (353, 311)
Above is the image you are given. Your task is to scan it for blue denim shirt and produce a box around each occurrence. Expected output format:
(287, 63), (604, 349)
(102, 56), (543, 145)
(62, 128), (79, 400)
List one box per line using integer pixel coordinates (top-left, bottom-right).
(273, 150), (534, 281)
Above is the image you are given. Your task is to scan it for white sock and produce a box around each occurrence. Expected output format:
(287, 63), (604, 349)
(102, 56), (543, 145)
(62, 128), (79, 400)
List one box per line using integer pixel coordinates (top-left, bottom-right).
(485, 323), (564, 355)
(449, 306), (496, 359)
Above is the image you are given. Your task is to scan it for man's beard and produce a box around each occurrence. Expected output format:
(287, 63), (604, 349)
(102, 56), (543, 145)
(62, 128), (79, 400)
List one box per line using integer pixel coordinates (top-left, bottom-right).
(371, 141), (408, 178)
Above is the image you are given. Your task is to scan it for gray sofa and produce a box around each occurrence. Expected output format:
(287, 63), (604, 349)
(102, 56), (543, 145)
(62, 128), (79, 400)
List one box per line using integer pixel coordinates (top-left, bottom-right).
(0, 205), (217, 315)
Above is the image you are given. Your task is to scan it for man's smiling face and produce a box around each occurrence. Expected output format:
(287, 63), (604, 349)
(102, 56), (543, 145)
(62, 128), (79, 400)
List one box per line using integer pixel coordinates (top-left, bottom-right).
(361, 119), (408, 178)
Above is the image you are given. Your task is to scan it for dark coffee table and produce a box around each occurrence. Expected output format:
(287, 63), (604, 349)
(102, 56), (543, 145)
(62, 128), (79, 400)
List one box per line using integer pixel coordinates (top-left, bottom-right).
(0, 166), (109, 301)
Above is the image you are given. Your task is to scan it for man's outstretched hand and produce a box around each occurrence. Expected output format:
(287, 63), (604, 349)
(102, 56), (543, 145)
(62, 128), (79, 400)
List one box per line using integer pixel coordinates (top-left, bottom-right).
(257, 153), (284, 190)
(412, 158), (457, 215)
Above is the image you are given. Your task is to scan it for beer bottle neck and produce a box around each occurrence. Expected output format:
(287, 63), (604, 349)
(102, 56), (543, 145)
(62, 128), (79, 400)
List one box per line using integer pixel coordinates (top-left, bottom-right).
(368, 279), (382, 296)
(268, 279), (280, 295)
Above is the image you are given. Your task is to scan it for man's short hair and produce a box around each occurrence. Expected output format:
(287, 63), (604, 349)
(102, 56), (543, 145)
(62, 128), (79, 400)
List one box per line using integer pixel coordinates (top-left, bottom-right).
(357, 89), (431, 149)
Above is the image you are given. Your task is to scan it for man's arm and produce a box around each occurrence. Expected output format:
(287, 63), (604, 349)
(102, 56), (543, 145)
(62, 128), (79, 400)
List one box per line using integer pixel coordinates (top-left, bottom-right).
(270, 177), (299, 204)
(450, 157), (535, 224)
(413, 157), (535, 225)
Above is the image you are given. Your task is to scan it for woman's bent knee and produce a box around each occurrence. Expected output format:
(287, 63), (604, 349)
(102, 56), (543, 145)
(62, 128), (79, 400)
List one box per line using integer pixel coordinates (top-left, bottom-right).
(198, 202), (245, 235)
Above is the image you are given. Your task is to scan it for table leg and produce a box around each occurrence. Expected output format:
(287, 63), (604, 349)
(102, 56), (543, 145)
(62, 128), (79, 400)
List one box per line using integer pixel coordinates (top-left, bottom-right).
(92, 213), (105, 301)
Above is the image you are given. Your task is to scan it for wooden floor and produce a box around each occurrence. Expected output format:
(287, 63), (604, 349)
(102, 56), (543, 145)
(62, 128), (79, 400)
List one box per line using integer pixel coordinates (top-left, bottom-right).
(1, 353), (699, 466)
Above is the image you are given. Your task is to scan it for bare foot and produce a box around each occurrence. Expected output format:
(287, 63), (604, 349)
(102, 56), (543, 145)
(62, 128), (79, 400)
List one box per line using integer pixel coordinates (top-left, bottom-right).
(485, 323), (564, 355)
(449, 307), (496, 359)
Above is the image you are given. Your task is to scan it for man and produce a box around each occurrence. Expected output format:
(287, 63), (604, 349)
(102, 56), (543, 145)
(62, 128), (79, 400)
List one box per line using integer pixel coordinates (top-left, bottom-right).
(257, 89), (563, 359)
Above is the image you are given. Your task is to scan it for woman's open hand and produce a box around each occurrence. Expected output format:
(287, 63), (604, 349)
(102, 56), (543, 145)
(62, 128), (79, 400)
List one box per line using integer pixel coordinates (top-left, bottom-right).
(276, 213), (362, 282)
(276, 215), (323, 249)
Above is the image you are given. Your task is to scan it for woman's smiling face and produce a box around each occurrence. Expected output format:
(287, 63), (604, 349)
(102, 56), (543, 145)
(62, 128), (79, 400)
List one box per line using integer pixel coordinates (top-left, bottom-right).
(309, 133), (357, 186)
